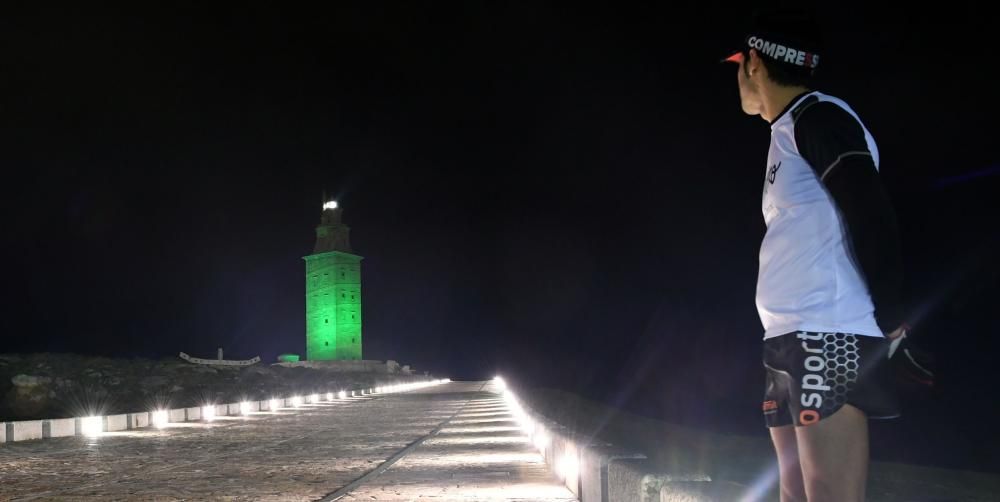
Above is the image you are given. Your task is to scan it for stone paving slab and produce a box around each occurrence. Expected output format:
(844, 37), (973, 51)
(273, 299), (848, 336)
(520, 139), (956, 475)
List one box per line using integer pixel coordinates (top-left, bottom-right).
(342, 387), (576, 502)
(0, 381), (575, 502)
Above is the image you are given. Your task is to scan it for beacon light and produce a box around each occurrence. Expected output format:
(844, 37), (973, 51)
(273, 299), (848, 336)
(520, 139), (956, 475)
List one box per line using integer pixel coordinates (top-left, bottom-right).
(323, 200), (338, 210)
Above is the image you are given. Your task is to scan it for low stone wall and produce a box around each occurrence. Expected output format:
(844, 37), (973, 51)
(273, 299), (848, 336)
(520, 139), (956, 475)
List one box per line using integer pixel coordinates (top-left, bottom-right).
(500, 384), (746, 502)
(273, 359), (414, 374)
(1, 379), (444, 445)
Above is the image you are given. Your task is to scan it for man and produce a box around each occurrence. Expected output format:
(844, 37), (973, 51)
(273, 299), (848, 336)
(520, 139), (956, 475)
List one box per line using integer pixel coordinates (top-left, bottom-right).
(723, 9), (905, 502)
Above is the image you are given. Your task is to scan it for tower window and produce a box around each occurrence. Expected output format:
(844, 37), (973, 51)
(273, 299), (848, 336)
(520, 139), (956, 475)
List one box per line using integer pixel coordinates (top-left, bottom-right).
(325, 341), (329, 346)
(325, 319), (328, 324)
(341, 293), (345, 298)
(352, 338), (355, 343)
(350, 295), (354, 300)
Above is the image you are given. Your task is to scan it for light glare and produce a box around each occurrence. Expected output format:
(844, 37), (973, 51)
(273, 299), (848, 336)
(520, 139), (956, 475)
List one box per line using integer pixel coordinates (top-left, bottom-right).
(81, 416), (103, 436)
(534, 430), (550, 451)
(556, 451), (579, 481)
(202, 405), (216, 422)
(240, 402), (253, 415)
(323, 200), (338, 210)
(152, 410), (169, 428)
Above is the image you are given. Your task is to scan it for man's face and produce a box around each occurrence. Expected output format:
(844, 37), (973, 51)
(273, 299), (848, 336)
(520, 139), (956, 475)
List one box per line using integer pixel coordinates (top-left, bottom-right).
(736, 51), (764, 116)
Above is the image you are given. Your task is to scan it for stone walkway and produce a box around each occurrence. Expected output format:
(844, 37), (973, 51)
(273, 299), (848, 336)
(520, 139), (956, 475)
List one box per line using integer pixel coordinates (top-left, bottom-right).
(0, 381), (575, 501)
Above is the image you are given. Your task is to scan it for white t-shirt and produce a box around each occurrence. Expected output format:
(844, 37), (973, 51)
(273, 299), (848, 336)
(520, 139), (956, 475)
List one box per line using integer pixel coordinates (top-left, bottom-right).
(757, 91), (884, 340)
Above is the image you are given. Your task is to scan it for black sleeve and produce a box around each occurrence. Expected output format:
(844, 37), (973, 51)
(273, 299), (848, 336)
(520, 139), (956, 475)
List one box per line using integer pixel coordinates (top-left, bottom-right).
(794, 102), (905, 333)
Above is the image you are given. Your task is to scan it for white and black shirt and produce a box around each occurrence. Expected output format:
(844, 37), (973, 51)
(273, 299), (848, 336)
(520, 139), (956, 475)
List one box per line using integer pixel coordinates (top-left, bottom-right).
(757, 91), (904, 339)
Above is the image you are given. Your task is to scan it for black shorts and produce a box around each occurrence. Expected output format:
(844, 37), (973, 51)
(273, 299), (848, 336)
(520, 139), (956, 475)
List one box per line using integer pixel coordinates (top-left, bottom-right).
(763, 331), (900, 428)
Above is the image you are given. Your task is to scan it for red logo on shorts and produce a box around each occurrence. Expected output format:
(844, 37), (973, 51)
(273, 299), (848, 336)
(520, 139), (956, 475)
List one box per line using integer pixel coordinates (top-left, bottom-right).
(762, 400), (778, 412)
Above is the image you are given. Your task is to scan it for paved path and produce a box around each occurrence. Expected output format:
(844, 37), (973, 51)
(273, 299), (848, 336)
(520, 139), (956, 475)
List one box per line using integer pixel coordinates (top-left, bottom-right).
(0, 381), (575, 501)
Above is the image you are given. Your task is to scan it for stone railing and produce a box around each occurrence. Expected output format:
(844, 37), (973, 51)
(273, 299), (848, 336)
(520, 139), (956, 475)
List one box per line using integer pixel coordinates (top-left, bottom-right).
(495, 379), (747, 502)
(2, 379), (448, 444)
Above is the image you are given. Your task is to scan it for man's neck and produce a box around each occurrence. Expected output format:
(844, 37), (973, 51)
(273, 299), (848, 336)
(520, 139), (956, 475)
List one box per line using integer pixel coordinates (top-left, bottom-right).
(761, 85), (811, 123)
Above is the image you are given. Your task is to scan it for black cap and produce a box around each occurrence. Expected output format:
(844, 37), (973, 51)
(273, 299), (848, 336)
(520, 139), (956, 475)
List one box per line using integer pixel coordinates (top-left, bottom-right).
(722, 8), (823, 71)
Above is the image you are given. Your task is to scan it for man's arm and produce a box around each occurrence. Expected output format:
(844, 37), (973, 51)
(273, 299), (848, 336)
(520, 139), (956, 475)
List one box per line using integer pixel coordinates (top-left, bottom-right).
(794, 102), (905, 333)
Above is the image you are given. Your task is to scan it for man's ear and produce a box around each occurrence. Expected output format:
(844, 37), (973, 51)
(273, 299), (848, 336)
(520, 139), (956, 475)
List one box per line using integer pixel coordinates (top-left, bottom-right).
(746, 48), (761, 77)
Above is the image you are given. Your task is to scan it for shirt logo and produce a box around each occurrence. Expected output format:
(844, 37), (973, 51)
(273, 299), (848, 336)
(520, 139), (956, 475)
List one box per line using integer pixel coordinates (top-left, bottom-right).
(768, 162), (781, 184)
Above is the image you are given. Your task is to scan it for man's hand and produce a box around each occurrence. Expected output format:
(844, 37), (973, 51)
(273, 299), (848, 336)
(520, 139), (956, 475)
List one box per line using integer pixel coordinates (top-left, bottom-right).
(885, 324), (935, 389)
(886, 325), (907, 340)
(886, 325), (907, 358)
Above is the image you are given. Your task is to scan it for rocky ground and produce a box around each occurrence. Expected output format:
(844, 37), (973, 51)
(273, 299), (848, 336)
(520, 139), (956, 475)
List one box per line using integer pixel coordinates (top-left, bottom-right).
(0, 353), (431, 421)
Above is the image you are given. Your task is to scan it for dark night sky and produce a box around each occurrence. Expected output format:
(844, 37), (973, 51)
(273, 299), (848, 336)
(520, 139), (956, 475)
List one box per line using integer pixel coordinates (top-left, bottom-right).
(2, 3), (998, 471)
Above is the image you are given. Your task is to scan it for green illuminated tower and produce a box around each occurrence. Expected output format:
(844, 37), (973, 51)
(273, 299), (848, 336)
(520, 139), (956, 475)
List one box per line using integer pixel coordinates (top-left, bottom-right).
(304, 201), (362, 360)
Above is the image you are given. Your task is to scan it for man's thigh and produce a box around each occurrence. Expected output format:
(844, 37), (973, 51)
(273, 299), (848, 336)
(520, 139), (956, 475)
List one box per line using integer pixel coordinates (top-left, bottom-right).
(770, 424), (806, 502)
(795, 404), (869, 502)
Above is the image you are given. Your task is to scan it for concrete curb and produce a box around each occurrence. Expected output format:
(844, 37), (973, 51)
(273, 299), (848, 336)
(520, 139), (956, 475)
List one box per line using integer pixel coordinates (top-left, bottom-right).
(6, 420), (43, 442)
(0, 378), (443, 444)
(43, 418), (76, 438)
(168, 408), (187, 423)
(659, 480), (748, 502)
(501, 386), (723, 502)
(507, 393), (649, 502)
(608, 459), (711, 502)
(106, 414), (128, 432)
(128, 412), (149, 430)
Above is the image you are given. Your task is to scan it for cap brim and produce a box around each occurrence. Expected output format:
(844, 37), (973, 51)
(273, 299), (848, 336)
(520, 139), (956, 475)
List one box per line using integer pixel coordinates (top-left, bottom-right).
(722, 51), (743, 64)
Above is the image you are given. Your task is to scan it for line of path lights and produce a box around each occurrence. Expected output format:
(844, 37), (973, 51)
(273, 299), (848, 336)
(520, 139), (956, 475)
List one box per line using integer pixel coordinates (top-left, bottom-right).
(67, 378), (450, 438)
(495, 376), (575, 484)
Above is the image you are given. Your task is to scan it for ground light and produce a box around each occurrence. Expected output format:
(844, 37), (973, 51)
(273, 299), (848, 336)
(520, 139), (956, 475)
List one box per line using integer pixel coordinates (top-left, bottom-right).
(81, 416), (103, 436)
(202, 405), (216, 422)
(269, 399), (280, 411)
(240, 402), (253, 415)
(557, 451), (579, 481)
(533, 428), (550, 452)
(291, 396), (303, 407)
(151, 410), (169, 428)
